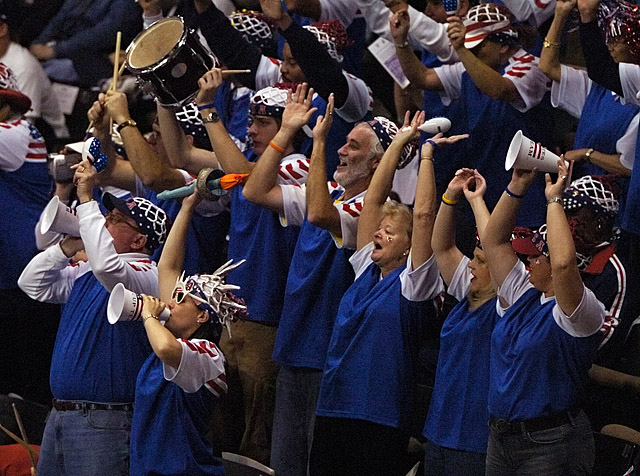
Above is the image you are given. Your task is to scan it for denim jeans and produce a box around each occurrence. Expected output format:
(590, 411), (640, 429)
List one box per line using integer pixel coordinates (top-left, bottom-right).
(37, 407), (131, 476)
(270, 365), (323, 476)
(423, 439), (486, 476)
(485, 410), (594, 476)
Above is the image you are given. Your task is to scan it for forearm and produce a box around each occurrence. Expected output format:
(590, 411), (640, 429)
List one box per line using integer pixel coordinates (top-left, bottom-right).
(587, 151), (631, 176)
(469, 197), (490, 242)
(411, 157), (437, 266)
(395, 43), (434, 90)
(306, 139), (338, 228)
(157, 105), (200, 170)
(579, 20), (623, 95)
(201, 111), (253, 174)
(18, 245), (75, 303)
(279, 21), (350, 107)
(456, 47), (518, 102)
(158, 201), (196, 287)
(589, 364), (640, 393)
(364, 142), (402, 207)
(144, 318), (183, 369)
(197, 3), (261, 90)
(539, 13), (567, 82)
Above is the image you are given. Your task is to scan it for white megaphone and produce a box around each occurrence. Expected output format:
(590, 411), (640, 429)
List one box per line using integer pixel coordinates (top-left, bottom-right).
(506, 131), (567, 173)
(418, 117), (451, 134)
(40, 196), (81, 236)
(107, 282), (171, 324)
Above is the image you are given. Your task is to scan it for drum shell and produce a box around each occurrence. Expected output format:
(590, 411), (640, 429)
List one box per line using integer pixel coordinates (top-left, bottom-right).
(126, 18), (215, 106)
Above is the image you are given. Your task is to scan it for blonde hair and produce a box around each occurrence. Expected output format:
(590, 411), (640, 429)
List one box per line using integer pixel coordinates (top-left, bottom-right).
(381, 200), (413, 242)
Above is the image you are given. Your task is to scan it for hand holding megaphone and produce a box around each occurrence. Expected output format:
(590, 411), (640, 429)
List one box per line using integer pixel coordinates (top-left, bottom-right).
(506, 131), (568, 173)
(107, 283), (171, 324)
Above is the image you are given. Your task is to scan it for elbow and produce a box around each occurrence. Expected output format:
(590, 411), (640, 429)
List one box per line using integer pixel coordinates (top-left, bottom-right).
(551, 257), (576, 275)
(241, 184), (258, 203)
(307, 209), (331, 228)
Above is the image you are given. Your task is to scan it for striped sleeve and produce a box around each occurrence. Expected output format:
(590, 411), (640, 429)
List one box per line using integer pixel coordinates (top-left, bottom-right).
(504, 50), (550, 112)
(0, 119), (45, 171)
(333, 192), (365, 250)
(277, 156), (310, 186)
(164, 339), (227, 395)
(598, 255), (627, 349)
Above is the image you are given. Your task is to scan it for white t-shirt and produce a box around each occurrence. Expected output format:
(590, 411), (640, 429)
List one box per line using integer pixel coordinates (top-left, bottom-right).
(500, 0), (555, 27)
(551, 65), (638, 169)
(164, 339), (227, 395)
(434, 49), (550, 112)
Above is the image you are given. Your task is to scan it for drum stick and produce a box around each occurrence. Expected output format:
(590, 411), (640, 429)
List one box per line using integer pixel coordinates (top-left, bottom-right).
(109, 32), (122, 132)
(11, 404), (37, 472)
(221, 69), (251, 76)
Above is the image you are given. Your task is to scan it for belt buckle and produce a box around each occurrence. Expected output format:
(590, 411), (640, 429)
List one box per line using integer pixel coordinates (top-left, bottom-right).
(494, 418), (510, 433)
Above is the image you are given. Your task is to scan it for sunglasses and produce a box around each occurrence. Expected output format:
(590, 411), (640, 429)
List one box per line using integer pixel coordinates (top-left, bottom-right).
(171, 274), (209, 308)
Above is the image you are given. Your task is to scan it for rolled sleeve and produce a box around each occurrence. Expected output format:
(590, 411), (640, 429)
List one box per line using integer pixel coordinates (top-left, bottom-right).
(400, 252), (444, 302)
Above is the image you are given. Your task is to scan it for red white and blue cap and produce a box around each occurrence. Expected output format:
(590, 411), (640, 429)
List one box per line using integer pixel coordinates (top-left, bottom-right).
(303, 20), (353, 63)
(249, 83), (292, 118)
(0, 62), (31, 115)
(366, 116), (418, 169)
(102, 192), (168, 251)
(511, 225), (549, 257)
(463, 4), (518, 50)
(562, 175), (620, 219)
(229, 9), (278, 57)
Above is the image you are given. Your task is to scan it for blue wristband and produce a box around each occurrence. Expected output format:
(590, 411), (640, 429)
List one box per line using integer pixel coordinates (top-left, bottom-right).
(505, 186), (524, 199)
(426, 139), (438, 148)
(197, 101), (216, 111)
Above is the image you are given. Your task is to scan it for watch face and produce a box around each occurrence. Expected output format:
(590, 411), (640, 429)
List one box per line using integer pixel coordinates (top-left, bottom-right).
(203, 112), (219, 124)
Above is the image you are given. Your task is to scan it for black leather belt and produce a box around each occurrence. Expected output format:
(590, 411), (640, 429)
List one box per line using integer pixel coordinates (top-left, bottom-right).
(53, 399), (133, 412)
(490, 408), (581, 435)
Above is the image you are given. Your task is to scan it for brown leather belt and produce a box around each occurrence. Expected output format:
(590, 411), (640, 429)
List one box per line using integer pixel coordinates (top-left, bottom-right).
(490, 408), (581, 435)
(52, 399), (133, 412)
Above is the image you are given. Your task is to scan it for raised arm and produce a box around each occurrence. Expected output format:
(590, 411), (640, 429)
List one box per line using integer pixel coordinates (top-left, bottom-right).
(432, 168), (474, 284)
(389, 10), (445, 91)
(103, 91), (187, 192)
(194, 68), (254, 174)
(306, 94), (340, 232)
(156, 104), (219, 175)
(544, 160), (583, 314)
(357, 111), (423, 251)
(243, 84), (318, 214)
(539, 0), (577, 82)
(483, 168), (538, 288)
(447, 16), (521, 103)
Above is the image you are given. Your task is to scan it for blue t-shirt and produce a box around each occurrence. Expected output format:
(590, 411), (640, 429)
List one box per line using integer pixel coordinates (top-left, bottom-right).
(489, 287), (600, 420)
(226, 161), (300, 324)
(130, 354), (223, 476)
(316, 263), (432, 431)
(272, 218), (355, 368)
(50, 272), (152, 402)
(423, 296), (498, 453)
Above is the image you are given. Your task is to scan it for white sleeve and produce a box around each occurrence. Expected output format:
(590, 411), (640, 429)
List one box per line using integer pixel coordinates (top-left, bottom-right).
(18, 244), (89, 304)
(619, 63), (640, 106)
(496, 260), (534, 316)
(211, 0), (235, 16)
(447, 256), (471, 301)
(356, 0), (457, 63)
(550, 65), (591, 118)
(0, 123), (30, 171)
(618, 114), (638, 170)
(400, 253), (444, 301)
(281, 183), (307, 228)
(434, 63), (464, 103)
(318, 0), (359, 28)
(503, 51), (549, 112)
(76, 200), (159, 294)
(255, 56), (283, 90)
(277, 155), (310, 186)
(334, 195), (364, 250)
(552, 286), (606, 337)
(350, 241), (374, 279)
(142, 12), (164, 29)
(500, 0), (555, 27)
(164, 339), (227, 395)
(335, 71), (373, 123)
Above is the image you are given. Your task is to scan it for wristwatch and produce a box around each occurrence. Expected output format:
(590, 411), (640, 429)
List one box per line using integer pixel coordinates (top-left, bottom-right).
(116, 119), (137, 134)
(201, 111), (220, 124)
(584, 148), (595, 163)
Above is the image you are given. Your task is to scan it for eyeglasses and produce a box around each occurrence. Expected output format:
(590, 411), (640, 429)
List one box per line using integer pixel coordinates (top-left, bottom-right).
(105, 211), (141, 233)
(171, 275), (209, 308)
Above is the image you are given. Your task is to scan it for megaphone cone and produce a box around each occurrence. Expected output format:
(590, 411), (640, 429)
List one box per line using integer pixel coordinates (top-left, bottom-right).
(40, 196), (81, 236)
(107, 283), (170, 324)
(506, 131), (566, 173)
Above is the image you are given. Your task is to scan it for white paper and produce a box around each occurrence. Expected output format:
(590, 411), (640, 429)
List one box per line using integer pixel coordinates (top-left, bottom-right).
(367, 37), (410, 89)
(51, 82), (80, 115)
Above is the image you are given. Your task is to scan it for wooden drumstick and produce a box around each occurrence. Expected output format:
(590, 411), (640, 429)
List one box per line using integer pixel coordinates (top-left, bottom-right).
(11, 403), (37, 471)
(109, 32), (122, 132)
(87, 35), (125, 134)
(221, 69), (251, 76)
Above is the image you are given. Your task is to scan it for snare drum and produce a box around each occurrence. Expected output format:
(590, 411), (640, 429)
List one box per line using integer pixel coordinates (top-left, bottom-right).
(126, 17), (216, 106)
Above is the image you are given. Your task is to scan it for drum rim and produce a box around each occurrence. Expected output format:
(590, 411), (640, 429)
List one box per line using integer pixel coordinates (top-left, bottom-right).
(125, 16), (188, 73)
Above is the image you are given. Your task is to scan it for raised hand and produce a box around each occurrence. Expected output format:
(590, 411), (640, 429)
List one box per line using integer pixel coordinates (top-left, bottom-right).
(577, 0), (600, 22)
(389, 10), (410, 42)
(259, 0), (288, 22)
(445, 167), (475, 201)
(394, 110), (425, 146)
(463, 169), (487, 202)
(195, 68), (223, 108)
(71, 158), (98, 203)
(103, 91), (132, 125)
(87, 96), (109, 134)
(556, 0), (577, 16)
(544, 159), (569, 200)
(446, 16), (466, 51)
(281, 83), (318, 134)
(312, 93), (335, 142)
(141, 294), (167, 318)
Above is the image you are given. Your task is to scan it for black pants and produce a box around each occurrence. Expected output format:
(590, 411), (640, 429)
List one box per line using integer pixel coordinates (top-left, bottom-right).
(309, 416), (410, 476)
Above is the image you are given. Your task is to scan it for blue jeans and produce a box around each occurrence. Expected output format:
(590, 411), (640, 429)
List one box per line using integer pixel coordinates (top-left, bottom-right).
(424, 439), (486, 476)
(270, 365), (322, 476)
(485, 410), (594, 476)
(37, 407), (131, 476)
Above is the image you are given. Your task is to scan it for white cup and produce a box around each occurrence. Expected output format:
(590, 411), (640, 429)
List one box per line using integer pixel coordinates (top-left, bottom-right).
(505, 131), (566, 173)
(40, 196), (80, 236)
(107, 283), (170, 324)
